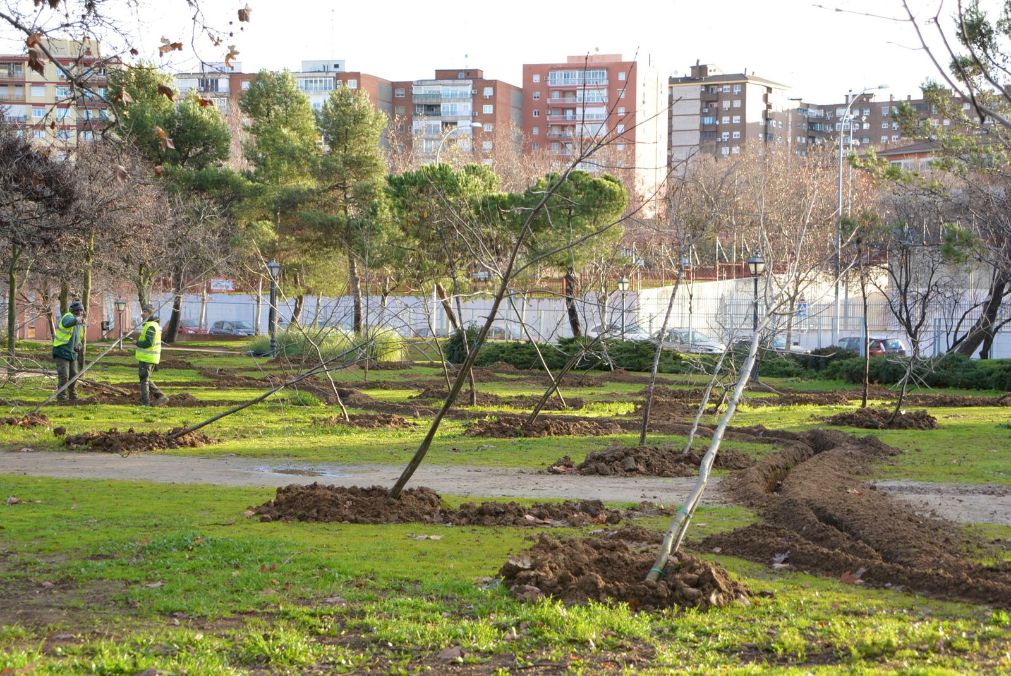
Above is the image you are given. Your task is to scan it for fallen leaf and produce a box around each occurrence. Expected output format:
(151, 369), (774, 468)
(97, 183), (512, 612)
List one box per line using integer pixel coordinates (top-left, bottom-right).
(153, 165), (164, 177)
(237, 4), (252, 22)
(156, 83), (175, 101)
(6, 496), (21, 505)
(840, 568), (866, 585)
(437, 646), (464, 662)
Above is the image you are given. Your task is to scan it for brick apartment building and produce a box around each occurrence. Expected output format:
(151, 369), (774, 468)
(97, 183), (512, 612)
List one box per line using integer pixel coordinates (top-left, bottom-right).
(390, 68), (522, 163)
(0, 38), (112, 154)
(522, 54), (667, 209)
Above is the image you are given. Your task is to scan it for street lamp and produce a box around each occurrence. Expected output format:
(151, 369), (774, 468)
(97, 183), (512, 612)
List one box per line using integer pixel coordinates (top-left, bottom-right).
(834, 85), (887, 346)
(266, 259), (281, 358)
(435, 122), (482, 164)
(114, 298), (126, 349)
(617, 276), (630, 340)
(746, 252), (766, 383)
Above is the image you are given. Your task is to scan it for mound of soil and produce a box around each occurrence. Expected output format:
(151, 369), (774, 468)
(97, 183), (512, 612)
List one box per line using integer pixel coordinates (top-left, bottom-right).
(549, 444), (754, 477)
(357, 360), (414, 370)
(466, 415), (624, 438)
(502, 395), (585, 412)
(704, 429), (1011, 606)
(499, 531), (750, 610)
(901, 393), (1011, 408)
(411, 386), (502, 406)
(253, 484), (627, 527)
(63, 427), (213, 454)
(313, 413), (417, 430)
(824, 407), (937, 430)
(748, 391), (852, 407)
(1, 413), (49, 428)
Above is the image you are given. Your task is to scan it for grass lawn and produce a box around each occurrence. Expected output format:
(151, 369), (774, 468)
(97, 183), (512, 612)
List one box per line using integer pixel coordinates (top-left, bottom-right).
(0, 475), (1007, 673)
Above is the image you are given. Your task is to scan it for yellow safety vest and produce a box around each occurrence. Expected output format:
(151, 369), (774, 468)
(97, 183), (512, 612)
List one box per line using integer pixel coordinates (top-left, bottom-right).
(53, 312), (75, 348)
(135, 320), (162, 364)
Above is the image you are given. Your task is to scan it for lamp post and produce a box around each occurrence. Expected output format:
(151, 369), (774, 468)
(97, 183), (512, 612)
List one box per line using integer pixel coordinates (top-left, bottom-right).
(266, 259), (280, 358)
(746, 252), (766, 383)
(834, 85), (887, 346)
(435, 122), (482, 164)
(114, 298), (126, 350)
(617, 276), (629, 340)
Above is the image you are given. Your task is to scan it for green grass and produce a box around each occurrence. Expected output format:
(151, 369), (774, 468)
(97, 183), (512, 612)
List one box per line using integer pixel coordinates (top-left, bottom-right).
(0, 475), (1007, 673)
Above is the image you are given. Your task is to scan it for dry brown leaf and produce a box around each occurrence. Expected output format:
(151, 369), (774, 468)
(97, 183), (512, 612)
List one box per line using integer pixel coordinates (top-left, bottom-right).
(153, 165), (164, 177)
(156, 83), (175, 101)
(114, 89), (133, 107)
(114, 165), (129, 181)
(26, 36), (46, 77)
(158, 38), (183, 57)
(197, 97), (214, 108)
(154, 126), (175, 151)
(129, 48), (139, 57)
(224, 45), (239, 69)
(237, 4), (252, 22)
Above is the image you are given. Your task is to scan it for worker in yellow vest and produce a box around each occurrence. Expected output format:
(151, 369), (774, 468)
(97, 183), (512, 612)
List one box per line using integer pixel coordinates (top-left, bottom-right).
(52, 300), (86, 402)
(135, 304), (166, 406)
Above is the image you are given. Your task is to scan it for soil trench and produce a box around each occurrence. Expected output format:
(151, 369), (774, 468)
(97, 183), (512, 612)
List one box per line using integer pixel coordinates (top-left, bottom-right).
(704, 429), (1011, 606)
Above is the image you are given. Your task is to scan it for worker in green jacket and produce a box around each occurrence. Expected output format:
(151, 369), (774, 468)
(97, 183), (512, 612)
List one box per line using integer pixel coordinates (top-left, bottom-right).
(135, 304), (165, 406)
(52, 300), (86, 402)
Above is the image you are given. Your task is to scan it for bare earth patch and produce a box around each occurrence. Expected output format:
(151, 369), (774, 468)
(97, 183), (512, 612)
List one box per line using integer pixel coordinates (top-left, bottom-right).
(548, 444), (754, 477)
(466, 415), (625, 438)
(824, 407), (938, 430)
(704, 429), (1011, 606)
(313, 413), (417, 430)
(1, 413), (49, 427)
(63, 428), (213, 454)
(499, 528), (751, 611)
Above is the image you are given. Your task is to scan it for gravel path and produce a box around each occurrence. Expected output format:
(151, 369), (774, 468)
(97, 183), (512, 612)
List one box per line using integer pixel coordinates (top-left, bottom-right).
(1, 450), (1007, 525)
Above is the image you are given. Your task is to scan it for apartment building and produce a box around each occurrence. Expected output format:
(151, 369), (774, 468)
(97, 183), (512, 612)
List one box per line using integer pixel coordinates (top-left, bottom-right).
(0, 38), (112, 152)
(522, 54), (667, 209)
(668, 63), (792, 166)
(175, 62), (256, 167)
(292, 60), (393, 117)
(389, 68), (522, 163)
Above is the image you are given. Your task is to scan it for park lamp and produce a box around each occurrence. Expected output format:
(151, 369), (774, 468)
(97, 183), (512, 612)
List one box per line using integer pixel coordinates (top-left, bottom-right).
(617, 276), (630, 292)
(680, 256), (691, 270)
(267, 259), (281, 279)
(746, 252), (765, 276)
(114, 298), (126, 313)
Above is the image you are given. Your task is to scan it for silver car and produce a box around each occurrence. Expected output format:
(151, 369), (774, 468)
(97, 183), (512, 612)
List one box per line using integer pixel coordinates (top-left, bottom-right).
(657, 328), (726, 354)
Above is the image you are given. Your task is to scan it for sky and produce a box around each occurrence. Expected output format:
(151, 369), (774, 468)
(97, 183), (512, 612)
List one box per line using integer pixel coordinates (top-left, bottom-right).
(1, 0), (962, 103)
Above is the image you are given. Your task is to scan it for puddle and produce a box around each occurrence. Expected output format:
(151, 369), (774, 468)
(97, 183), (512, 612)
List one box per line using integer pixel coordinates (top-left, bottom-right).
(252, 466), (347, 478)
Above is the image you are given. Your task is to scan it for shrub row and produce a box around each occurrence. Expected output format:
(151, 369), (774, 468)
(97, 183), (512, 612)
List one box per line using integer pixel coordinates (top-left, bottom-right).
(824, 354), (1011, 391)
(248, 327), (405, 362)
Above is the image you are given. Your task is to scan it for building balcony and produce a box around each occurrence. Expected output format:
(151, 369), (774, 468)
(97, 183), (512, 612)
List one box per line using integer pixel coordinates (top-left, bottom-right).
(546, 79), (607, 88)
(546, 129), (575, 139)
(0, 92), (26, 102)
(4, 115), (28, 123)
(546, 112), (607, 122)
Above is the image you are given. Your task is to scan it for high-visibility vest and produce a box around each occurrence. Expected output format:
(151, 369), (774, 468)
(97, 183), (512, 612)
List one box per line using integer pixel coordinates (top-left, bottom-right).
(135, 320), (162, 364)
(53, 312), (75, 348)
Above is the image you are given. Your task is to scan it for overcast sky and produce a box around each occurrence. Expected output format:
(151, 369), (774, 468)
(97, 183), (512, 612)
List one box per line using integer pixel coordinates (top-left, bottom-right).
(2, 0), (961, 103)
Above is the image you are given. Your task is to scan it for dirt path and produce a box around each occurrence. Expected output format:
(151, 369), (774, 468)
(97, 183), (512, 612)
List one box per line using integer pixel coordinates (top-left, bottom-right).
(0, 450), (1006, 525)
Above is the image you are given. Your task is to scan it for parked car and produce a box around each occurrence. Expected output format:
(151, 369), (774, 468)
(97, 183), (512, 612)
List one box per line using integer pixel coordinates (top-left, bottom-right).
(177, 319), (206, 336)
(657, 328), (726, 354)
(209, 320), (255, 337)
(587, 322), (654, 342)
(837, 336), (907, 357)
(733, 335), (810, 354)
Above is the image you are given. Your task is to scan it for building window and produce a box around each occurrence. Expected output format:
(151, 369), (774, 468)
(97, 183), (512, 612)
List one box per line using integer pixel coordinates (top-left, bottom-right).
(533, 91), (541, 100)
(721, 116), (730, 124)
(616, 143), (625, 151)
(30, 84), (46, 98)
(55, 86), (71, 99)
(732, 84), (742, 94)
(862, 137), (870, 145)
(891, 134), (900, 141)
(617, 123), (625, 133)
(702, 115), (716, 125)
(395, 87), (405, 98)
(457, 72), (465, 79)
(482, 104), (493, 114)
(732, 131), (741, 139)
(550, 142), (560, 151)
(32, 108), (45, 119)
(732, 99), (741, 108)
(532, 126), (539, 135)
(722, 100), (730, 110)
(881, 121), (889, 129)
(532, 73), (541, 83)
(484, 123), (494, 132)
(618, 71), (626, 81)
(532, 109), (540, 117)
(880, 105), (890, 115)
(721, 146), (730, 156)
(347, 79), (358, 89)
(483, 86), (493, 98)
(862, 108), (870, 116)
(619, 89), (625, 99)
(56, 130), (70, 140)
(532, 142), (540, 150)
(881, 135), (888, 143)
(33, 129), (45, 139)
(617, 106), (625, 115)
(732, 115), (741, 124)
(395, 105), (405, 115)
(722, 85), (731, 93)
(731, 145), (741, 154)
(482, 140), (492, 151)
(80, 130), (94, 141)
(721, 131), (729, 141)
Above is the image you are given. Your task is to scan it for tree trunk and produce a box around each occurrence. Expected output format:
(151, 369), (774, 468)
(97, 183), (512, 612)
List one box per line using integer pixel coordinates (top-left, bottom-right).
(860, 259), (870, 408)
(59, 281), (69, 316)
(434, 282), (459, 332)
(291, 295), (304, 326)
(136, 263), (150, 308)
(253, 277), (263, 336)
(6, 247), (18, 355)
(640, 273), (682, 446)
(564, 267), (581, 337)
(163, 267), (184, 344)
(953, 275), (1007, 358)
(349, 252), (363, 334)
(198, 287), (208, 332)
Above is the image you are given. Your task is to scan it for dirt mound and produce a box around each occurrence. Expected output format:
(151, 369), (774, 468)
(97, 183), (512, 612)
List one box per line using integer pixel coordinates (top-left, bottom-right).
(254, 484), (626, 527)
(466, 415), (624, 438)
(747, 391), (852, 407)
(502, 395), (586, 412)
(549, 444), (754, 477)
(499, 531), (750, 610)
(313, 413), (417, 430)
(357, 360), (414, 370)
(63, 428), (213, 454)
(901, 393), (1011, 408)
(0, 413), (49, 428)
(705, 429), (1011, 606)
(824, 407), (937, 430)
(411, 385), (502, 406)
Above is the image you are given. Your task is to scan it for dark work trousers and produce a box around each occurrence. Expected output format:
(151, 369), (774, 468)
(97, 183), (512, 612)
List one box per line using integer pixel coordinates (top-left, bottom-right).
(138, 362), (164, 405)
(55, 357), (78, 401)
